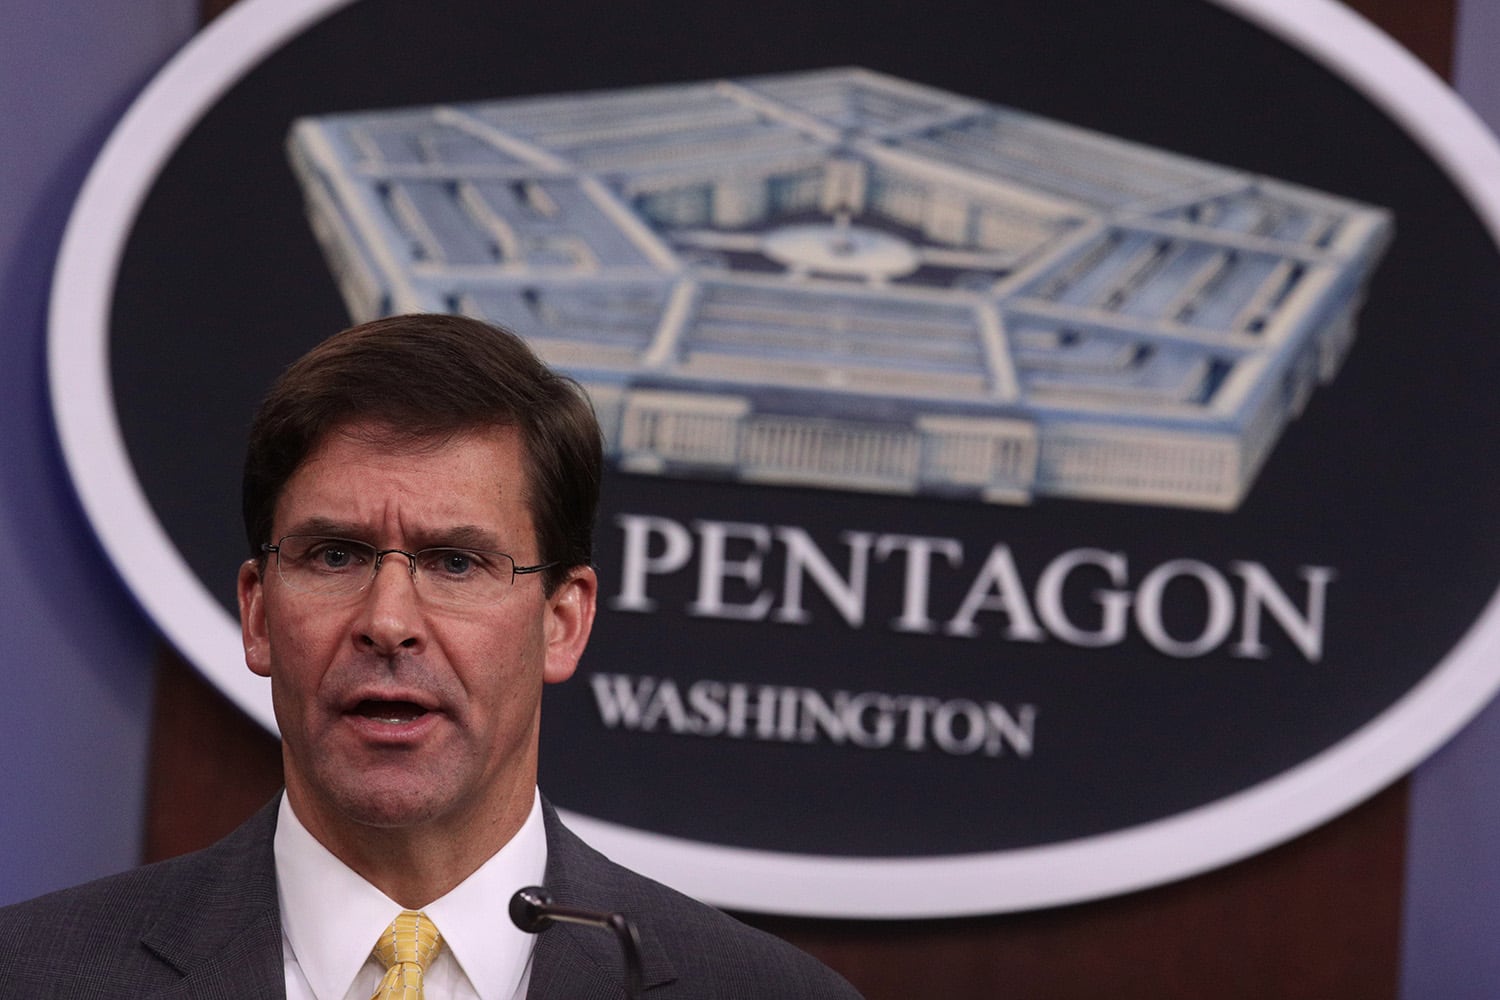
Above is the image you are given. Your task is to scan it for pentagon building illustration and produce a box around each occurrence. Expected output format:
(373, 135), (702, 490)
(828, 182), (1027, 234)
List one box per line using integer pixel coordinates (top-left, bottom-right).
(287, 68), (1391, 510)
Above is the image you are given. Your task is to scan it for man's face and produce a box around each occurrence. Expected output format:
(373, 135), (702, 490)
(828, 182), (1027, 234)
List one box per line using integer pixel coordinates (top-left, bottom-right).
(237, 419), (596, 846)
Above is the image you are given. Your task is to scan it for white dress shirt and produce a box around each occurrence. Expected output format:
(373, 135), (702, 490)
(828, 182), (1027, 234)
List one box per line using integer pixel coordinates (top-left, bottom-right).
(273, 792), (548, 1000)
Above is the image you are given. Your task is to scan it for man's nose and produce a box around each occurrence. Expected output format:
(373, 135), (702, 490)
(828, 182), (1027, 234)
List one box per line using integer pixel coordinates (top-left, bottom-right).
(372, 548), (418, 581)
(357, 552), (425, 653)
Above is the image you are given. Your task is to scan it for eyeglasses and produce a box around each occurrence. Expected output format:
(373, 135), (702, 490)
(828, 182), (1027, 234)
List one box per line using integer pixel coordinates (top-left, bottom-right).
(261, 535), (558, 609)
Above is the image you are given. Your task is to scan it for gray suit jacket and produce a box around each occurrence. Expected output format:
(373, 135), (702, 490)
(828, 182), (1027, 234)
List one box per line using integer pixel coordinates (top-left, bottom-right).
(0, 797), (861, 999)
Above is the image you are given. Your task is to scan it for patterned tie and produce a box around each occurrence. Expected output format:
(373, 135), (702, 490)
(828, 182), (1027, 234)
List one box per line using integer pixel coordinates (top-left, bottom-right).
(370, 910), (443, 1000)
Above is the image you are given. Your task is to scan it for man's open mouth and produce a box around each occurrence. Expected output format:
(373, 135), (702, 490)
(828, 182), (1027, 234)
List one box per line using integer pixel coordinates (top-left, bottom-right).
(354, 700), (429, 724)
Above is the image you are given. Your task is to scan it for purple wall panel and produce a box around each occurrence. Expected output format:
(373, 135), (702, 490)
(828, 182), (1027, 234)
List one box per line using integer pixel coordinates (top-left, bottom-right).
(0, 0), (195, 904)
(1400, 6), (1500, 986)
(1405, 715), (1500, 998)
(5, 7), (1500, 996)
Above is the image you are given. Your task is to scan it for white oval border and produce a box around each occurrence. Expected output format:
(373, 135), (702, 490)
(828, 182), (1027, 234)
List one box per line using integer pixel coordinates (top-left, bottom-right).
(48, 0), (1500, 918)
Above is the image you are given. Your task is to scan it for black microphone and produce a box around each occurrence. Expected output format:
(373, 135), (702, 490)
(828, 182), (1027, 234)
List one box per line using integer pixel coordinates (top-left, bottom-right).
(509, 886), (644, 1000)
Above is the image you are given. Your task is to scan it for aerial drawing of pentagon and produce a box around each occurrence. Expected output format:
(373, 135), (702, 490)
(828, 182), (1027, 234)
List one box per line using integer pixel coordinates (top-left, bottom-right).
(287, 68), (1391, 510)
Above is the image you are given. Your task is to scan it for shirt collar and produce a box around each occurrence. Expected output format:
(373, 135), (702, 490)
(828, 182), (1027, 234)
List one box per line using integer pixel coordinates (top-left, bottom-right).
(274, 792), (548, 1000)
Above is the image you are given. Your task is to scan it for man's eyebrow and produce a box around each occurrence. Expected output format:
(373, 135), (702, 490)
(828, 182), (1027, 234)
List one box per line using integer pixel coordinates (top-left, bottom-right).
(423, 525), (504, 551)
(280, 516), (364, 539)
(278, 519), (506, 552)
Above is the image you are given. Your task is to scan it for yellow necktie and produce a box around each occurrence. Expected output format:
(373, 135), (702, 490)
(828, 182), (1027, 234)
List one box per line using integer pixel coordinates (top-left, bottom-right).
(370, 910), (443, 1000)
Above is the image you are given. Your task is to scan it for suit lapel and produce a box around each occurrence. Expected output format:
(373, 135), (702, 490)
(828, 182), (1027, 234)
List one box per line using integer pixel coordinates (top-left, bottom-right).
(140, 800), (287, 1000)
(526, 916), (676, 998)
(529, 801), (678, 998)
(527, 923), (637, 1000)
(142, 914), (285, 1000)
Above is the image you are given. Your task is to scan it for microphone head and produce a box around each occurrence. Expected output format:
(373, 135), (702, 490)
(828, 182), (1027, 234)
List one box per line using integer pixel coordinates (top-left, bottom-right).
(509, 886), (555, 933)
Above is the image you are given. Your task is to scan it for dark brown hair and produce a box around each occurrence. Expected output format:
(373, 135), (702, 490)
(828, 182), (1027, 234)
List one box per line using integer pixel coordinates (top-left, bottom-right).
(242, 313), (601, 591)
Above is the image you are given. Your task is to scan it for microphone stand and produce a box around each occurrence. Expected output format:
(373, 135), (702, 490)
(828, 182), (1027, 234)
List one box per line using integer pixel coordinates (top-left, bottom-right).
(510, 886), (644, 1000)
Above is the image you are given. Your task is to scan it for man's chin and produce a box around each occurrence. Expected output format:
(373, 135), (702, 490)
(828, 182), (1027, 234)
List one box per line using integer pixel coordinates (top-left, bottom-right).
(292, 771), (459, 836)
(335, 787), (451, 831)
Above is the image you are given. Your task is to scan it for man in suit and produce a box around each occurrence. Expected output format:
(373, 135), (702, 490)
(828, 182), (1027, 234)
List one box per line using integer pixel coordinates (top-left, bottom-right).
(0, 314), (862, 999)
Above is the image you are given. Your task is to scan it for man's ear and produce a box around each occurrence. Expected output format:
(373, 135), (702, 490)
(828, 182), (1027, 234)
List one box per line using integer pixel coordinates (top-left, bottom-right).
(238, 559), (272, 678)
(542, 565), (598, 685)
